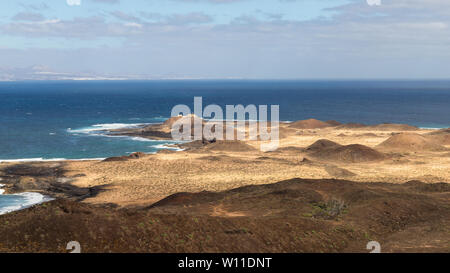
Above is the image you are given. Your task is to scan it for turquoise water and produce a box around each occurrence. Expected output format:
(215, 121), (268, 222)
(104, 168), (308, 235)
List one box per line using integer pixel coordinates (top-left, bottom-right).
(0, 184), (53, 215)
(0, 80), (450, 213)
(0, 80), (449, 161)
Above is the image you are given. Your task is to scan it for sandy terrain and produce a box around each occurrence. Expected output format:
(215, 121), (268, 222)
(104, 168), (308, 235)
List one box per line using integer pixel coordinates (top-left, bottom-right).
(2, 119), (447, 207)
(1, 118), (450, 253)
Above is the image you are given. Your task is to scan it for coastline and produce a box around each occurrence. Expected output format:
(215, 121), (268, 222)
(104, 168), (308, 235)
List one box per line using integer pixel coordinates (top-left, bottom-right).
(0, 183), (53, 215)
(0, 121), (182, 163)
(0, 119), (449, 205)
(0, 158), (106, 163)
(0, 117), (449, 252)
(0, 120), (447, 164)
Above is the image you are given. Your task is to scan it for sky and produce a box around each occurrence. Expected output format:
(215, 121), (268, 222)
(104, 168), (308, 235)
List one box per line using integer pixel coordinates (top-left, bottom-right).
(0, 0), (450, 79)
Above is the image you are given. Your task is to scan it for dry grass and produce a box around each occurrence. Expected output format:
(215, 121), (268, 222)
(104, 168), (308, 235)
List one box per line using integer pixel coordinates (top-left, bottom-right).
(2, 123), (449, 207)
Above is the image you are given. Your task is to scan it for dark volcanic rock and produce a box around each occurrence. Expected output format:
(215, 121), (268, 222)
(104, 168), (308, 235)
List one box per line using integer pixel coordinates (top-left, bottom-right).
(103, 152), (148, 162)
(0, 163), (104, 200)
(306, 139), (342, 153)
(2, 178), (449, 253)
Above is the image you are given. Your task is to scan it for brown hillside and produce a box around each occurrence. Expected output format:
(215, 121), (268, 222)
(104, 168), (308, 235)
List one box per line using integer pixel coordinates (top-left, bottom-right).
(335, 123), (417, 131)
(205, 140), (257, 152)
(178, 139), (256, 152)
(289, 119), (333, 129)
(368, 123), (418, 131)
(325, 120), (342, 126)
(1, 178), (449, 253)
(426, 128), (450, 145)
(377, 133), (446, 152)
(306, 139), (342, 153)
(335, 123), (367, 129)
(310, 144), (385, 163)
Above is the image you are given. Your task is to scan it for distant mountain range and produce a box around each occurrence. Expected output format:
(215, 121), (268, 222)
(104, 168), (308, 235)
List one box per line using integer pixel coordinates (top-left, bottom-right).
(0, 66), (216, 81)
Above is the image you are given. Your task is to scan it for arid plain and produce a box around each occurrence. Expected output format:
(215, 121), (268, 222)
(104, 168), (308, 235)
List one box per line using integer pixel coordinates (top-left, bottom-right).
(53, 118), (450, 206)
(1, 118), (449, 253)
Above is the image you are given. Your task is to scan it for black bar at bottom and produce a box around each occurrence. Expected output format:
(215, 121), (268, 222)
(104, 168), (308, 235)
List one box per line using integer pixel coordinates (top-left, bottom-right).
(0, 253), (446, 272)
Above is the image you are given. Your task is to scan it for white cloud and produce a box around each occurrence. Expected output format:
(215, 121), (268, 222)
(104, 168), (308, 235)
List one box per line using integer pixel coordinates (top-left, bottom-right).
(366, 0), (381, 6)
(124, 22), (143, 28)
(2, 0), (450, 79)
(67, 0), (82, 6)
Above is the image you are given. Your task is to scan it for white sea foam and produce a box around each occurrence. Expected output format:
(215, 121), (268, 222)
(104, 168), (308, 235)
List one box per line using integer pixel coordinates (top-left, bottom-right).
(0, 158), (66, 163)
(419, 127), (447, 130)
(130, 136), (159, 142)
(69, 157), (106, 161)
(0, 183), (53, 215)
(67, 123), (149, 134)
(66, 122), (187, 147)
(0, 121), (187, 164)
(0, 192), (53, 215)
(0, 157), (105, 163)
(92, 123), (146, 130)
(99, 135), (159, 142)
(152, 144), (185, 151)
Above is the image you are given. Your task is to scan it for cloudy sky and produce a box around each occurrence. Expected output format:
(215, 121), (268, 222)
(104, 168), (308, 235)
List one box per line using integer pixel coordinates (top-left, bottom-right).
(1, 0), (450, 79)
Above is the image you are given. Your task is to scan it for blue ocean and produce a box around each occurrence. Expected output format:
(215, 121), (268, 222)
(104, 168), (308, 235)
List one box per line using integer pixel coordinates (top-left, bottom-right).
(1, 80), (450, 213)
(0, 184), (53, 215)
(0, 80), (450, 161)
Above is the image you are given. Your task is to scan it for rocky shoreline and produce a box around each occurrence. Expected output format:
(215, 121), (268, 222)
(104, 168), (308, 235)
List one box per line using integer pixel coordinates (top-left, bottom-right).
(0, 162), (104, 201)
(106, 119), (175, 140)
(0, 117), (449, 252)
(1, 118), (449, 201)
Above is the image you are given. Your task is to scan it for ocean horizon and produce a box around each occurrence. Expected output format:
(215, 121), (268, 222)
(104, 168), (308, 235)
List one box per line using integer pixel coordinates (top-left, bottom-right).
(1, 80), (449, 161)
(0, 80), (449, 236)
(3, 0), (450, 255)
